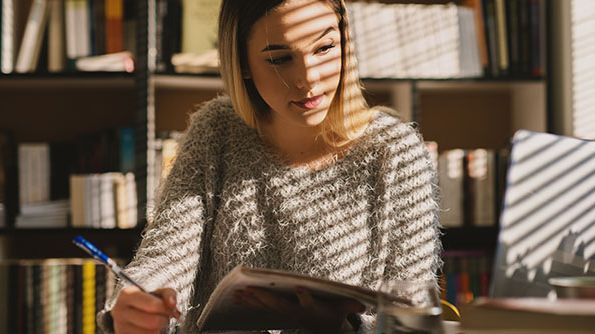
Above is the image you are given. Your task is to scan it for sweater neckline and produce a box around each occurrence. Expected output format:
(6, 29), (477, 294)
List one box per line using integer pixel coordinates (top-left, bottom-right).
(252, 111), (382, 176)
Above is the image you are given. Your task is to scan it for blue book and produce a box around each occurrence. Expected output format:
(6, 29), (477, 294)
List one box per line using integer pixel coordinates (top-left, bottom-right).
(118, 127), (135, 173)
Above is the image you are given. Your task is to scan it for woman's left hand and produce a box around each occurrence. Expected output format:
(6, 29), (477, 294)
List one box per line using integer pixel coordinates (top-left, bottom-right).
(234, 286), (365, 333)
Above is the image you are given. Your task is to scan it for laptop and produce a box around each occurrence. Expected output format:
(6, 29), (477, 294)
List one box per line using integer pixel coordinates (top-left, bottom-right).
(490, 130), (595, 298)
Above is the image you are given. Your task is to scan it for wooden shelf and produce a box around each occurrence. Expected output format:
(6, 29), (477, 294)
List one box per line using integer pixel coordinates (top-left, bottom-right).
(149, 72), (545, 92)
(0, 227), (142, 260)
(440, 226), (499, 252)
(0, 72), (135, 89)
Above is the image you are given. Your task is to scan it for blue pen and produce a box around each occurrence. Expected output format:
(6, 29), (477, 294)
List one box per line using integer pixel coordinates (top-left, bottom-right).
(72, 235), (149, 293)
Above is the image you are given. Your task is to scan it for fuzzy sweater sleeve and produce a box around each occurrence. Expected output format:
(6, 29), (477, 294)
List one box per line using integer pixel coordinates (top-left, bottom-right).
(381, 121), (442, 284)
(356, 116), (442, 333)
(381, 119), (442, 287)
(96, 99), (225, 334)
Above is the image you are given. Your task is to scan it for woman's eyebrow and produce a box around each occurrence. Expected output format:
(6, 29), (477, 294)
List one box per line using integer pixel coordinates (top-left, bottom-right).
(260, 26), (337, 52)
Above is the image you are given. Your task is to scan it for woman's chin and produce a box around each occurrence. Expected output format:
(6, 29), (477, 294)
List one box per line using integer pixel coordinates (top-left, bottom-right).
(301, 108), (329, 127)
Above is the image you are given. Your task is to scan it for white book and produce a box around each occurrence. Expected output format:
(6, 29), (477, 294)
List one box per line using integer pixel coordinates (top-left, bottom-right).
(89, 173), (101, 228)
(18, 144), (30, 206)
(1, 0), (16, 73)
(65, 0), (90, 59)
(99, 173), (116, 228)
(123, 172), (137, 228)
(18, 143), (50, 205)
(360, 3), (391, 78)
(75, 0), (90, 57)
(392, 4), (410, 78)
(15, 0), (50, 73)
(438, 149), (465, 227)
(458, 7), (482, 77)
(434, 5), (459, 77)
(112, 173), (127, 228)
(64, 0), (77, 59)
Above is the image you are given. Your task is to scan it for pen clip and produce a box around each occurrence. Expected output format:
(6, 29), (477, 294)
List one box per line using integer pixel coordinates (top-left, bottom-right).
(73, 235), (110, 264)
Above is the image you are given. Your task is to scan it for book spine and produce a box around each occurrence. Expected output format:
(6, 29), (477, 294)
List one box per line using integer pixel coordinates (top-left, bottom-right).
(1, 0), (16, 73)
(464, 0), (489, 71)
(82, 261), (95, 334)
(15, 0), (50, 73)
(118, 127), (135, 173)
(0, 263), (8, 334)
(94, 264), (106, 334)
(439, 149), (465, 227)
(494, 0), (509, 74)
(483, 0), (499, 77)
(32, 264), (42, 334)
(104, 0), (123, 53)
(48, 0), (65, 72)
(506, 0), (520, 75)
(73, 264), (82, 334)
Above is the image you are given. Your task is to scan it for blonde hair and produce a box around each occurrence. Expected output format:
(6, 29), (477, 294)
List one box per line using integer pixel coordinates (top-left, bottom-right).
(218, 0), (372, 146)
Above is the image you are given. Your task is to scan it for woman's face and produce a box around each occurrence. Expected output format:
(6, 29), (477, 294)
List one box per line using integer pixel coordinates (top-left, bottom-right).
(246, 0), (342, 128)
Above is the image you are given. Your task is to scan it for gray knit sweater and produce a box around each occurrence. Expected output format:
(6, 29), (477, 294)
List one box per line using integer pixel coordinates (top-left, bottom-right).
(98, 96), (442, 333)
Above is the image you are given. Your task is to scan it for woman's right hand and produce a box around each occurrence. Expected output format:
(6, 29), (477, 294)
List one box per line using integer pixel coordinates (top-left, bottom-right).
(112, 286), (181, 334)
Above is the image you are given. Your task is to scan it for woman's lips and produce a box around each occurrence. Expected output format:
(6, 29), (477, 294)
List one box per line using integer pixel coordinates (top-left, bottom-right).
(293, 95), (324, 110)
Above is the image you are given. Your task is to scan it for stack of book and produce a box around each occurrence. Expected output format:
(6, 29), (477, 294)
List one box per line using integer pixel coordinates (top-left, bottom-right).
(467, 0), (547, 78)
(16, 143), (70, 228)
(69, 172), (137, 229)
(154, 0), (221, 73)
(346, 2), (482, 79)
(441, 251), (492, 307)
(13, 126), (136, 229)
(0, 259), (115, 334)
(1, 0), (136, 74)
(438, 148), (509, 228)
(15, 199), (70, 228)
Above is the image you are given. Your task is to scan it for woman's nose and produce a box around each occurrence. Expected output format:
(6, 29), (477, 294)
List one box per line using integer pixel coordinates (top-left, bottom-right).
(295, 56), (320, 90)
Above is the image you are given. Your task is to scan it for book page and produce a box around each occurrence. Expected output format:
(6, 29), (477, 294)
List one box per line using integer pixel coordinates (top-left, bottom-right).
(196, 265), (386, 331)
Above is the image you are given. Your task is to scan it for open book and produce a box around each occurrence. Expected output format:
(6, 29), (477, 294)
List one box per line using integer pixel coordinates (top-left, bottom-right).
(195, 265), (393, 332)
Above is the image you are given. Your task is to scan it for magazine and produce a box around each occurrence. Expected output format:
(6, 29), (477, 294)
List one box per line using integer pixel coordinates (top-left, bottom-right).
(195, 265), (401, 332)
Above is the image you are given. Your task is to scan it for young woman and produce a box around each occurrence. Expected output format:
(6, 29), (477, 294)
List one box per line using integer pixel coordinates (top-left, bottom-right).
(98, 0), (442, 333)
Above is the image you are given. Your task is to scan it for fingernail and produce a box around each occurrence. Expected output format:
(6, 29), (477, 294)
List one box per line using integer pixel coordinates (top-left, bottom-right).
(169, 296), (175, 305)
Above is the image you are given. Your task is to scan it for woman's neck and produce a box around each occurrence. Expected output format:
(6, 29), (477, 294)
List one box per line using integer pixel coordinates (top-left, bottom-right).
(261, 114), (331, 166)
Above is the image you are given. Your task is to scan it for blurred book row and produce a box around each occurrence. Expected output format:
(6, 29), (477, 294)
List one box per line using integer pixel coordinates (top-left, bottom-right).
(0, 128), (138, 229)
(347, 2), (482, 79)
(1, 0), (136, 74)
(440, 251), (492, 307)
(427, 144), (509, 228)
(159, 0), (546, 79)
(346, 0), (546, 79)
(0, 259), (115, 334)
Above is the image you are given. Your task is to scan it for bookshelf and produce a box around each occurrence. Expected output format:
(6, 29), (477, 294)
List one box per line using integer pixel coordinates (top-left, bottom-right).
(0, 0), (572, 325)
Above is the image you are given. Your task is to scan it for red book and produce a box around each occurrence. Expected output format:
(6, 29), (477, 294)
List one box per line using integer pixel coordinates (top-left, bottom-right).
(105, 0), (123, 53)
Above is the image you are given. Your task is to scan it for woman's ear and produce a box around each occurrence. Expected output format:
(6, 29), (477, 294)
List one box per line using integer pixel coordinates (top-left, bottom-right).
(242, 68), (251, 79)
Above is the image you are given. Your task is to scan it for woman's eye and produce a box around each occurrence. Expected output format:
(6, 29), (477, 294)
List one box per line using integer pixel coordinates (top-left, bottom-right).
(317, 43), (335, 55)
(266, 55), (292, 65)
